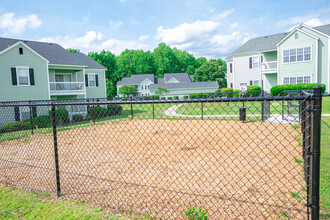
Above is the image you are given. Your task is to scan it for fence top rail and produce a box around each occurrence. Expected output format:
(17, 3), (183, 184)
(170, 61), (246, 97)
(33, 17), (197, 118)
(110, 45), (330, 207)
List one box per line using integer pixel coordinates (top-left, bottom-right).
(0, 94), (312, 107)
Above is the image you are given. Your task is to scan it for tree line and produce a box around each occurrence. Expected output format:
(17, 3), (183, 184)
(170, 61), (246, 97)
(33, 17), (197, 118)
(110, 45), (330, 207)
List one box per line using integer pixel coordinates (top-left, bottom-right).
(67, 43), (227, 98)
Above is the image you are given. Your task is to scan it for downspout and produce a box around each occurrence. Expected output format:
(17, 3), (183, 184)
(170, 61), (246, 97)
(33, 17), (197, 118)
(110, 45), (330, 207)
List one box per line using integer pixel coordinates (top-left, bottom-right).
(259, 52), (263, 90)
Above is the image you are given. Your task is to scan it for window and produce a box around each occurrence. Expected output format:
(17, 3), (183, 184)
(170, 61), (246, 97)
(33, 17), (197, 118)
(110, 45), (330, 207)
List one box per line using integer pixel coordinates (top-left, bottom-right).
(17, 67), (29, 86)
(253, 80), (259, 85)
(55, 74), (71, 82)
(252, 56), (259, 68)
(283, 75), (311, 85)
(145, 85), (147, 89)
(88, 74), (96, 87)
(295, 33), (299, 39)
(230, 83), (233, 88)
(283, 46), (311, 63)
(19, 47), (23, 54)
(20, 107), (30, 121)
(229, 63), (232, 73)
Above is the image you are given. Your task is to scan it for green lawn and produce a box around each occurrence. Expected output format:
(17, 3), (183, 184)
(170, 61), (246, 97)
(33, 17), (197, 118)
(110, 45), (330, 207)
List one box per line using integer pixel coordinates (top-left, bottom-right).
(322, 96), (330, 114)
(320, 116), (330, 219)
(0, 187), (155, 219)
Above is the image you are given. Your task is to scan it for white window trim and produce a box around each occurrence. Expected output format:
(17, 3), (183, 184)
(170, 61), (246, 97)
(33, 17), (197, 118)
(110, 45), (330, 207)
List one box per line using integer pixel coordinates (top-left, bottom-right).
(16, 66), (30, 86)
(282, 45), (313, 64)
(282, 74), (312, 85)
(252, 56), (259, 68)
(19, 107), (30, 121)
(88, 73), (96, 87)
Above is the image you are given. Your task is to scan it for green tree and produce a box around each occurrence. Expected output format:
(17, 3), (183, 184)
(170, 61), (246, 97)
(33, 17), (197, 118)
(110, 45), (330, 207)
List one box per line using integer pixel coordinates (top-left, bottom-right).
(152, 43), (179, 77)
(193, 61), (227, 88)
(66, 48), (81, 53)
(88, 50), (117, 97)
(155, 87), (170, 95)
(118, 85), (138, 97)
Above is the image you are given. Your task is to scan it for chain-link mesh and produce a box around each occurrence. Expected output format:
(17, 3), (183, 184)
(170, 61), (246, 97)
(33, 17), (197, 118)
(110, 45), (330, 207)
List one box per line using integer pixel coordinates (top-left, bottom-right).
(0, 91), (320, 219)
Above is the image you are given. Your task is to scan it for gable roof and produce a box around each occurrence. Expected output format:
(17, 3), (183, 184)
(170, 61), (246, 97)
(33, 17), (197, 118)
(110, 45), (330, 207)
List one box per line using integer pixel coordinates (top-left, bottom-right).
(227, 23), (330, 59)
(117, 74), (154, 85)
(0, 37), (106, 69)
(164, 73), (192, 83)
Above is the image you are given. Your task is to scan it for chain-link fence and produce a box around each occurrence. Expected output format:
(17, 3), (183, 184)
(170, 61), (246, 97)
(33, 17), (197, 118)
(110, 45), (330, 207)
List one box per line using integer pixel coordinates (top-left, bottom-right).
(0, 86), (322, 219)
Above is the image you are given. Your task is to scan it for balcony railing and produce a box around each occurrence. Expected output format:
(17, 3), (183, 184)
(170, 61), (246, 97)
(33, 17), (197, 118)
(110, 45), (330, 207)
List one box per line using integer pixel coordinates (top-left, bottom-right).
(50, 82), (85, 92)
(261, 61), (277, 72)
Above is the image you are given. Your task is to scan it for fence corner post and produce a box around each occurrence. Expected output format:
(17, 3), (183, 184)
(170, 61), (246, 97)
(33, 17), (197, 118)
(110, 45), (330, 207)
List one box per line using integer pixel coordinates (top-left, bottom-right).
(29, 101), (34, 135)
(312, 85), (322, 219)
(51, 103), (61, 197)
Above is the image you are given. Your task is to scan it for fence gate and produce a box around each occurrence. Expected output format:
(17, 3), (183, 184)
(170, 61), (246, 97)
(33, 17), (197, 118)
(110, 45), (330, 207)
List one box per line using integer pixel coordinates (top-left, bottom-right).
(0, 86), (323, 219)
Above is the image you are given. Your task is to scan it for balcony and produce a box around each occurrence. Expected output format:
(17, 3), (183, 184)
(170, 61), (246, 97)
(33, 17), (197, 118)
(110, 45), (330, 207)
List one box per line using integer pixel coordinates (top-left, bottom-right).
(261, 61), (277, 73)
(50, 82), (85, 94)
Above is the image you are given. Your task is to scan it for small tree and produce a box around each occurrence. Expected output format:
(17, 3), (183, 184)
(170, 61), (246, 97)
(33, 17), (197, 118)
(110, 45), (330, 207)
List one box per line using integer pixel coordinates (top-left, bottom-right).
(118, 85), (138, 97)
(155, 87), (170, 95)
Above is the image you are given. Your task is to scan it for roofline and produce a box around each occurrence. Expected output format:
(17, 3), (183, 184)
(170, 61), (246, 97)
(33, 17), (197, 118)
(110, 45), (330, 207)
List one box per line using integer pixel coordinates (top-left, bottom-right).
(0, 41), (49, 63)
(150, 86), (218, 90)
(276, 26), (320, 47)
(298, 23), (330, 38)
(48, 64), (88, 68)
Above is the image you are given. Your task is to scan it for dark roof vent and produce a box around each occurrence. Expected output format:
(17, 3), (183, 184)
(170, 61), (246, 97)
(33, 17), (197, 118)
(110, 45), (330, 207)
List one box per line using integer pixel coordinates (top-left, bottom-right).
(264, 36), (268, 38)
(49, 43), (52, 45)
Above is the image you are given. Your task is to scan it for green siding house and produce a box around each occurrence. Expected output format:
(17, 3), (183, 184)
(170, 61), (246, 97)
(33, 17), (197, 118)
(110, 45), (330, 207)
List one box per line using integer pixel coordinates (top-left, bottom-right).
(226, 23), (330, 94)
(117, 73), (219, 98)
(0, 37), (107, 125)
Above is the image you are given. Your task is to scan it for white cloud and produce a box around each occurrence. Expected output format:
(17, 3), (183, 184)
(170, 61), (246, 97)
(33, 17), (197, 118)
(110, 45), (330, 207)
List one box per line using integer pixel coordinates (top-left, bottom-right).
(230, 22), (239, 29)
(304, 18), (326, 27)
(139, 35), (149, 41)
(0, 13), (42, 35)
(109, 20), (124, 28)
(156, 20), (221, 44)
(40, 31), (104, 51)
(156, 20), (253, 58)
(212, 8), (235, 20)
(99, 38), (150, 55)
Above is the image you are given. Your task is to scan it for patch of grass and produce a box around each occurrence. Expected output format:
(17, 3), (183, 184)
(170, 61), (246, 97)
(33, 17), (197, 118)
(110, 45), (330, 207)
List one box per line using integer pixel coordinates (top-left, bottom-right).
(290, 191), (301, 200)
(322, 96), (330, 114)
(0, 187), (158, 219)
(294, 157), (303, 164)
(320, 116), (330, 219)
(0, 187), (122, 219)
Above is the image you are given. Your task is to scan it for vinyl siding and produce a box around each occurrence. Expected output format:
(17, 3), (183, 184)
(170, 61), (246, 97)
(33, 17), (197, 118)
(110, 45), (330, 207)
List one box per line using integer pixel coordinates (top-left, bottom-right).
(232, 52), (262, 89)
(278, 30), (317, 84)
(85, 69), (106, 98)
(0, 43), (49, 101)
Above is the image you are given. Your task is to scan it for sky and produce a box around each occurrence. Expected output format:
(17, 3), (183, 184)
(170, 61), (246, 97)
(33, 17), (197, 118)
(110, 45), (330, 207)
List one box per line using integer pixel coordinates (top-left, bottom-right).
(0, 0), (330, 59)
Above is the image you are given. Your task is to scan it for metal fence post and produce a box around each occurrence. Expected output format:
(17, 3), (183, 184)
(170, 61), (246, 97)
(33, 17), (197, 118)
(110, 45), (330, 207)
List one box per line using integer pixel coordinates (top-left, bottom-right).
(311, 85), (322, 219)
(131, 97), (133, 119)
(153, 102), (155, 119)
(201, 102), (203, 120)
(29, 101), (34, 134)
(51, 103), (61, 197)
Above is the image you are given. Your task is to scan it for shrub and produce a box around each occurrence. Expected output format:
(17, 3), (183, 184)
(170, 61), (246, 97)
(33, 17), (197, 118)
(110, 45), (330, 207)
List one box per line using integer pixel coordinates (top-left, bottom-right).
(183, 95), (189, 99)
(142, 96), (152, 100)
(48, 108), (69, 125)
(270, 83), (326, 96)
(152, 96), (160, 100)
(160, 97), (166, 100)
(207, 94), (214, 98)
(121, 98), (128, 101)
(185, 206), (208, 220)
(233, 90), (241, 98)
(246, 85), (262, 97)
(0, 121), (32, 133)
(173, 96), (179, 100)
(87, 106), (109, 119)
(33, 115), (51, 128)
(218, 88), (234, 97)
(72, 114), (84, 122)
(107, 105), (123, 115)
(167, 97), (173, 100)
(189, 94), (197, 99)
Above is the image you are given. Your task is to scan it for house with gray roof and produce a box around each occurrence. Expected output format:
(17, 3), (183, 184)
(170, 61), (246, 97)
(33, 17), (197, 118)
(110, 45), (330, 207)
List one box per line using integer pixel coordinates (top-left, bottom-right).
(117, 73), (218, 97)
(0, 37), (107, 124)
(226, 23), (330, 93)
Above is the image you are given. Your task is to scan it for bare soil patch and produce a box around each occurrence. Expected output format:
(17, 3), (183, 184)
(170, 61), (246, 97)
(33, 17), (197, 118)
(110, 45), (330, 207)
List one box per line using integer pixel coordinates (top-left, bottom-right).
(0, 119), (306, 219)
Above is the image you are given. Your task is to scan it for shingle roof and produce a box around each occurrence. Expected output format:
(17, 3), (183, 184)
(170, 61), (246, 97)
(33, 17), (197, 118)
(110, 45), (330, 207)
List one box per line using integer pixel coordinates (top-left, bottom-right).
(0, 37), (106, 69)
(117, 74), (155, 85)
(227, 24), (330, 59)
(164, 73), (192, 83)
(149, 81), (218, 90)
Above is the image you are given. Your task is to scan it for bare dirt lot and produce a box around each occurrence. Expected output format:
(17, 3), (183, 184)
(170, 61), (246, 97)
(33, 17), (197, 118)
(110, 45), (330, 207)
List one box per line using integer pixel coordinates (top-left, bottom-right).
(0, 119), (306, 219)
